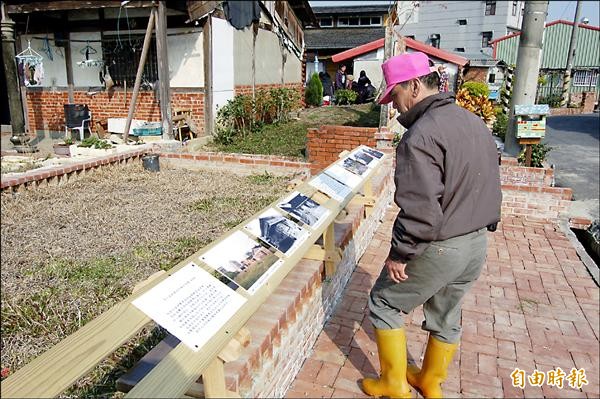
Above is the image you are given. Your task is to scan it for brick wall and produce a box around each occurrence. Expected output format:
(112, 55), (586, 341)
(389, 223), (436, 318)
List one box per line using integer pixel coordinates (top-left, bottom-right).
(222, 160), (394, 397)
(25, 89), (205, 134)
(463, 67), (488, 83)
(159, 151), (311, 176)
(500, 157), (572, 221)
(1, 147), (150, 193)
(500, 162), (554, 186)
(306, 125), (379, 174)
(549, 91), (596, 116)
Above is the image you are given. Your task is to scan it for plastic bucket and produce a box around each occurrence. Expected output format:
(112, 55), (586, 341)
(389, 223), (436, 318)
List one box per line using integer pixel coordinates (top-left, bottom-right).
(142, 154), (160, 172)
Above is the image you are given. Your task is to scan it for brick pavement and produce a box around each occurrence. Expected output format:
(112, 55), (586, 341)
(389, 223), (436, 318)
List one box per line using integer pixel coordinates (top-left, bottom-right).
(286, 206), (599, 398)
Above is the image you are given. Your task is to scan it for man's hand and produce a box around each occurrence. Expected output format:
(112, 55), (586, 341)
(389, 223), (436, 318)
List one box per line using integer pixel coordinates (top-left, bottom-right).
(385, 257), (408, 283)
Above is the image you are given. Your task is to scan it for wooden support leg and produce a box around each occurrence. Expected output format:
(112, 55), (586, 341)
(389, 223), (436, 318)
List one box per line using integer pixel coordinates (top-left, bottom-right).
(323, 223), (337, 277)
(192, 328), (249, 398)
(202, 358), (227, 398)
(362, 178), (375, 217)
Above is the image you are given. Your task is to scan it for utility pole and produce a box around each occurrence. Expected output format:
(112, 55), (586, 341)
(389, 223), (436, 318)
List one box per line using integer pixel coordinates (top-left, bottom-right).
(560, 0), (582, 107)
(504, 1), (548, 156)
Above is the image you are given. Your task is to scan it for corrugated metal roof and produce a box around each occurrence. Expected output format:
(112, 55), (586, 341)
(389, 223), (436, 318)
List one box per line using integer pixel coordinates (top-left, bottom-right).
(494, 20), (600, 68)
(305, 27), (385, 50)
(311, 5), (390, 15)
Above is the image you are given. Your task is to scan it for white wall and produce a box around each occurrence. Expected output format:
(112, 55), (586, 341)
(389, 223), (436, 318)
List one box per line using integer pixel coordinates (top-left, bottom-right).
(354, 60), (383, 88)
(18, 34), (67, 87)
(212, 16), (235, 113)
(396, 0), (523, 55)
(234, 24), (302, 86)
(70, 32), (104, 87)
(19, 28), (204, 89)
(167, 31), (204, 87)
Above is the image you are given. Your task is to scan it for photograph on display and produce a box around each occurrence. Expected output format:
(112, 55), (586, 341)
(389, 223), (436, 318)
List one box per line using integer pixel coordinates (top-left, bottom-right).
(325, 164), (362, 189)
(200, 231), (280, 293)
(350, 149), (375, 167)
(278, 192), (331, 229)
(362, 146), (384, 159)
(342, 157), (369, 176)
(245, 209), (310, 255)
(309, 173), (352, 202)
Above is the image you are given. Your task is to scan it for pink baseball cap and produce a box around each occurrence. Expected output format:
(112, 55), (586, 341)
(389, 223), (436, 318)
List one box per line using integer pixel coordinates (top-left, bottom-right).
(379, 52), (437, 105)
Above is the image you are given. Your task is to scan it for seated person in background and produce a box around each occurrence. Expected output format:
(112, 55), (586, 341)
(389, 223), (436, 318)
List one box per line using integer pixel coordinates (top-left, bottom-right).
(356, 70), (375, 103)
(346, 74), (355, 91)
(319, 71), (334, 98)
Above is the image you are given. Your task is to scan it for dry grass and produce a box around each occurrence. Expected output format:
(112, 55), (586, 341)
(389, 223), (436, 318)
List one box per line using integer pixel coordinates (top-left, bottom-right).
(0, 162), (291, 396)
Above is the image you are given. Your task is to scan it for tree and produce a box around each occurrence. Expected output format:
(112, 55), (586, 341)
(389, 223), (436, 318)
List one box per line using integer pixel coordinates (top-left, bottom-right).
(305, 73), (323, 106)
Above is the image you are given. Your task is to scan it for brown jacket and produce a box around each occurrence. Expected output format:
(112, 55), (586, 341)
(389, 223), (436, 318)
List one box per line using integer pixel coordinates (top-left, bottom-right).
(389, 92), (502, 263)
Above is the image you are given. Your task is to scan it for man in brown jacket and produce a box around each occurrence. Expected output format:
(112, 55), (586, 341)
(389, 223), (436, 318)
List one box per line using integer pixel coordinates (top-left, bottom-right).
(361, 52), (502, 398)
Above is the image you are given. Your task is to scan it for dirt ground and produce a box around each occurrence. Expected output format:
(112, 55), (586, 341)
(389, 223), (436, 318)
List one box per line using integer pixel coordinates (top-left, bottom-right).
(0, 162), (291, 391)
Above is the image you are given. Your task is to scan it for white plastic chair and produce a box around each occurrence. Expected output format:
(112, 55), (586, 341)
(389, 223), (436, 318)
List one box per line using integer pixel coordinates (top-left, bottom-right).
(64, 104), (92, 141)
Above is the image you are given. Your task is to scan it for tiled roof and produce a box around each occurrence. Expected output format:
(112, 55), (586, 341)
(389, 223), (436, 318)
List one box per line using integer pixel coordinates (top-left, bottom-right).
(311, 5), (390, 15)
(304, 27), (385, 50)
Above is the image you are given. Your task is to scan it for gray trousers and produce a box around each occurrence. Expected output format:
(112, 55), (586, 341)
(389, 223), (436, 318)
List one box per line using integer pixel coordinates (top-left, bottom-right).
(369, 228), (487, 344)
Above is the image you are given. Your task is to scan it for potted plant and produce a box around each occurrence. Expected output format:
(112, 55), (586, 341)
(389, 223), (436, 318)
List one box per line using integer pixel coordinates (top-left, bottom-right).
(53, 138), (74, 157)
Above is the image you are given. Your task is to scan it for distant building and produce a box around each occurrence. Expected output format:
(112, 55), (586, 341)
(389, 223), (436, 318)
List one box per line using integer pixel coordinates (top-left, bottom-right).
(304, 4), (390, 82)
(394, 1), (524, 57)
(331, 37), (468, 92)
(491, 19), (600, 104)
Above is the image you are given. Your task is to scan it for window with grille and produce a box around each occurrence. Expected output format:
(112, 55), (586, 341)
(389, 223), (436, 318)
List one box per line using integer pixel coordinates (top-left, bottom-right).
(485, 1), (496, 15)
(482, 31), (493, 47)
(458, 19), (468, 25)
(454, 47), (465, 52)
(573, 70), (599, 87)
(101, 36), (158, 88)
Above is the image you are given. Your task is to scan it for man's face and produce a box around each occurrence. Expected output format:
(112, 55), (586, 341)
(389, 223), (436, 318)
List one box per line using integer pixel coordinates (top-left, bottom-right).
(390, 81), (413, 114)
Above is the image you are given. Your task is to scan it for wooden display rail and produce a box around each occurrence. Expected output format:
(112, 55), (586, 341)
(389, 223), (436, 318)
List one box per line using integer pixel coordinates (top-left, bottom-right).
(1, 146), (387, 398)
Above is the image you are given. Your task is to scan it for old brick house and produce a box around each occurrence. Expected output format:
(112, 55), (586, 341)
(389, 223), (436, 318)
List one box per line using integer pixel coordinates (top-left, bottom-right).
(1, 0), (317, 139)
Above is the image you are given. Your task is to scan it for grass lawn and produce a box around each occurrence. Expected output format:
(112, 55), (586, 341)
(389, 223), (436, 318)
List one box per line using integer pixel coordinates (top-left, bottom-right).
(0, 163), (290, 396)
(208, 103), (381, 158)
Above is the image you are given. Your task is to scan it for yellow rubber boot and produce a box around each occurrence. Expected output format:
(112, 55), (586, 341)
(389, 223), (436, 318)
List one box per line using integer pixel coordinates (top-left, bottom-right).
(406, 336), (457, 398)
(361, 328), (412, 398)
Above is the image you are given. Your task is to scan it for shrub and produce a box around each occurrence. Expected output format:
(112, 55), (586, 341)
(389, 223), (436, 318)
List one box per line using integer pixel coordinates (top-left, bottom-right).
(518, 143), (553, 168)
(335, 89), (358, 105)
(461, 81), (490, 98)
(492, 109), (508, 141)
(214, 88), (301, 145)
(305, 73), (323, 106)
(538, 94), (562, 108)
(455, 88), (495, 129)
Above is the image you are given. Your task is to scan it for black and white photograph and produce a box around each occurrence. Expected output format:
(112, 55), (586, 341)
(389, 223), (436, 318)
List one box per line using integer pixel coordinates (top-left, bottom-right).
(200, 231), (280, 293)
(309, 173), (352, 202)
(350, 149), (375, 167)
(361, 146), (384, 159)
(245, 209), (310, 255)
(278, 192), (331, 229)
(325, 164), (362, 189)
(342, 157), (369, 176)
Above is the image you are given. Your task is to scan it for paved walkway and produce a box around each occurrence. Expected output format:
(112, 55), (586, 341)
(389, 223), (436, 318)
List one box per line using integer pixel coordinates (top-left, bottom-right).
(286, 206), (599, 398)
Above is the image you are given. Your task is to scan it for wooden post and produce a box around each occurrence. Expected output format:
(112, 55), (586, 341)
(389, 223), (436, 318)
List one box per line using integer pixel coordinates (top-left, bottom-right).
(123, 8), (156, 144)
(518, 137), (541, 167)
(323, 223), (336, 276)
(63, 16), (74, 104)
(155, 1), (172, 140)
(203, 15), (213, 137)
(1, 5), (25, 135)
